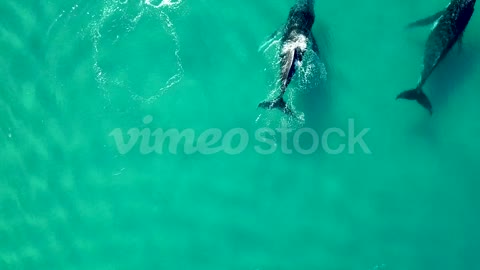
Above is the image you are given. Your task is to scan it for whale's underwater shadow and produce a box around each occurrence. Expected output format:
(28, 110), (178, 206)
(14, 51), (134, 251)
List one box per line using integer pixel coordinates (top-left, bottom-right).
(298, 20), (333, 131)
(407, 44), (478, 143)
(427, 45), (478, 111)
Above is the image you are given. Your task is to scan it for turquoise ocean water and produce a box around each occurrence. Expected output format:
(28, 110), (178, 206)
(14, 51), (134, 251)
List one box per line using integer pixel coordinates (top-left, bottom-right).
(1, 0), (480, 269)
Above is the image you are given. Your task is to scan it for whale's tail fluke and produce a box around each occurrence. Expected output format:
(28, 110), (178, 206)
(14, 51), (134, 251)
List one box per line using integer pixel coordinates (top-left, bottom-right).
(258, 96), (296, 117)
(396, 88), (433, 115)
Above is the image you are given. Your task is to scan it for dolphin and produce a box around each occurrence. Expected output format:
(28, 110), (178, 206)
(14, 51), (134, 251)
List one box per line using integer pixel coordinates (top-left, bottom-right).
(258, 0), (319, 116)
(397, 0), (476, 114)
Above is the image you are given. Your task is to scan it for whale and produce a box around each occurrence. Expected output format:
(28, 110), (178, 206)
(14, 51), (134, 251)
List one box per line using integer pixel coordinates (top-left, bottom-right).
(396, 0), (476, 114)
(258, 0), (320, 116)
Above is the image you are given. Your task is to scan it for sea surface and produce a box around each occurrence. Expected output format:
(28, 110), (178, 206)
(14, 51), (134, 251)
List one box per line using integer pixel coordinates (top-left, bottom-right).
(1, 0), (480, 269)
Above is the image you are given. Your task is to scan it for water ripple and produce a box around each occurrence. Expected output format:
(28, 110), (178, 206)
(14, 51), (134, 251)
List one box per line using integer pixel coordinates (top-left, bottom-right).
(90, 0), (184, 106)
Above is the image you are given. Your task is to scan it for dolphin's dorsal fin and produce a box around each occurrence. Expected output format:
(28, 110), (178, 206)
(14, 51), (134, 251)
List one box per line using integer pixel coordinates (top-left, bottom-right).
(406, 10), (445, 29)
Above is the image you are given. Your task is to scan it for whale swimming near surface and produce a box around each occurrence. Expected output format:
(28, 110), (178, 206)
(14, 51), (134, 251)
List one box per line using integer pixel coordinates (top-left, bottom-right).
(396, 0), (476, 115)
(258, 0), (320, 117)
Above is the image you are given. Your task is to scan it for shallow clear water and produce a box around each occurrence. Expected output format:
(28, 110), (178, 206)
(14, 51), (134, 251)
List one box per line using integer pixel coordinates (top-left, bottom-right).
(1, 0), (480, 269)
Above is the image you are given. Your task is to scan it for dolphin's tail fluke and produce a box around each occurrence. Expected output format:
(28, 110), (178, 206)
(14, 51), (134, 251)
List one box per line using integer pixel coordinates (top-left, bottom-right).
(396, 88), (433, 115)
(258, 96), (296, 117)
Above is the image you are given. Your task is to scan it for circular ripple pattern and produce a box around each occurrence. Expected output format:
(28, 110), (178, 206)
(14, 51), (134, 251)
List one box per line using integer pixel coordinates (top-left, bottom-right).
(91, 0), (184, 105)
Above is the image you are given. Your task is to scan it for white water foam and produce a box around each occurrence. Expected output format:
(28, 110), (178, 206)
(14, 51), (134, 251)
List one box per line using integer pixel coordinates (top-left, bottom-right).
(281, 34), (308, 54)
(145, 0), (182, 9)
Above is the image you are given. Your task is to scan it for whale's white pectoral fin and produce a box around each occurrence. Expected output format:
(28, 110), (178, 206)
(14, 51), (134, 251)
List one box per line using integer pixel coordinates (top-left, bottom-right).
(406, 10), (445, 29)
(268, 26), (283, 40)
(258, 25), (283, 53)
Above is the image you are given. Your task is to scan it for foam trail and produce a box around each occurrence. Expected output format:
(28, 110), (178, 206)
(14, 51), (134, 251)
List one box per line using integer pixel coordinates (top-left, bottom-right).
(145, 0), (182, 9)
